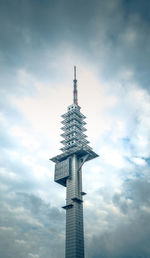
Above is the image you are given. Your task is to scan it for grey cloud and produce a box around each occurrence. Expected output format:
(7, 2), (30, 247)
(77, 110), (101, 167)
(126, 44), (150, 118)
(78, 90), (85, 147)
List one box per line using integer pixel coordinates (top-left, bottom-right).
(126, 178), (150, 207)
(0, 191), (65, 258)
(1, 0), (150, 88)
(16, 192), (64, 223)
(89, 1), (150, 89)
(88, 211), (150, 258)
(87, 174), (150, 258)
(0, 147), (46, 195)
(112, 174), (150, 214)
(112, 193), (129, 214)
(84, 163), (150, 258)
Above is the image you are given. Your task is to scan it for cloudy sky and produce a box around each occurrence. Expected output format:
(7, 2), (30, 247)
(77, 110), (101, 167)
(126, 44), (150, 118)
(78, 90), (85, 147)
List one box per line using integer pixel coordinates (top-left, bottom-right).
(0, 0), (150, 257)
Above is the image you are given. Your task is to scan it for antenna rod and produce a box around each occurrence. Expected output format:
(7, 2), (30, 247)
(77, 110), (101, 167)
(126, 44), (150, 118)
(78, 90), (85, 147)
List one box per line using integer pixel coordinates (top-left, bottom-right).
(73, 66), (78, 105)
(74, 66), (76, 80)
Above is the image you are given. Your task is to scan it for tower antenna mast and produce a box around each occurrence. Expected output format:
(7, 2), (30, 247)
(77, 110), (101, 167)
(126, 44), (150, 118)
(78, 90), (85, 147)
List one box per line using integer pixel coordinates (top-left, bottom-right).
(73, 66), (78, 105)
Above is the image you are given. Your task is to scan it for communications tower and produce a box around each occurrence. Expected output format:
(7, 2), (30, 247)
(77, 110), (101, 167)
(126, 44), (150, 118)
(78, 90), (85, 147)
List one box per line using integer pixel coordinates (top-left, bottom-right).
(50, 67), (98, 258)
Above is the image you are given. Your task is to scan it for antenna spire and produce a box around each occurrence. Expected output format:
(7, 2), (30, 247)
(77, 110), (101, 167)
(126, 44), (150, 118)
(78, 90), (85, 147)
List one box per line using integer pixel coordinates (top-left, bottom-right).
(73, 66), (78, 105)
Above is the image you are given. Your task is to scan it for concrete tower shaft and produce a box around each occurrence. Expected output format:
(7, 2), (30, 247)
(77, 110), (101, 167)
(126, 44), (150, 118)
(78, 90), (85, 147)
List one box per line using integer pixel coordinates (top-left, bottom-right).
(65, 154), (84, 258)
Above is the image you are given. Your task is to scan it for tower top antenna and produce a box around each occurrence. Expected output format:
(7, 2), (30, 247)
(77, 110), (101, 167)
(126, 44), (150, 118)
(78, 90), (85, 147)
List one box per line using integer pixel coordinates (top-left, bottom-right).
(74, 66), (76, 80)
(73, 66), (78, 105)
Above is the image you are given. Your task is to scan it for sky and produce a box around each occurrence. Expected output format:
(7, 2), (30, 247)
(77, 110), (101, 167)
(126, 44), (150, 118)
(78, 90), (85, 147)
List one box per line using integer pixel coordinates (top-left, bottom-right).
(0, 0), (150, 257)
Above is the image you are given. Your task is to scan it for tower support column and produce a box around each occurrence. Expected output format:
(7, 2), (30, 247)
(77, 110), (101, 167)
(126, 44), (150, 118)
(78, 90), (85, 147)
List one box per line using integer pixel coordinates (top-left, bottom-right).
(65, 154), (84, 258)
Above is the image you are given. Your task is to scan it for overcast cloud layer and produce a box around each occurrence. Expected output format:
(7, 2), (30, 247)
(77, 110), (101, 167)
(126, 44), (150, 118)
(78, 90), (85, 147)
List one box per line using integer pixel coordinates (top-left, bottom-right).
(0, 0), (150, 257)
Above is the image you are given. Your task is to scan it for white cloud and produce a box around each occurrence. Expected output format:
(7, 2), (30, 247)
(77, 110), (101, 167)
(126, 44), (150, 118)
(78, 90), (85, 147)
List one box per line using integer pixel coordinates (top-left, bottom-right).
(11, 126), (40, 150)
(28, 254), (39, 258)
(131, 157), (147, 166)
(101, 146), (125, 168)
(0, 167), (20, 181)
(15, 239), (26, 245)
(0, 226), (13, 231)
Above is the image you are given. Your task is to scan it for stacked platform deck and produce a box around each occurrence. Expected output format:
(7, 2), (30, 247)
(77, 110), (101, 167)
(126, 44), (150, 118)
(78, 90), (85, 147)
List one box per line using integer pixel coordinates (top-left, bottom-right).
(51, 103), (98, 164)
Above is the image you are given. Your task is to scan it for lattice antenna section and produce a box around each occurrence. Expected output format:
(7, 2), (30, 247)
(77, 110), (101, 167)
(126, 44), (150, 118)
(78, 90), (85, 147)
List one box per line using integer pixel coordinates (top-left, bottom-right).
(73, 66), (78, 105)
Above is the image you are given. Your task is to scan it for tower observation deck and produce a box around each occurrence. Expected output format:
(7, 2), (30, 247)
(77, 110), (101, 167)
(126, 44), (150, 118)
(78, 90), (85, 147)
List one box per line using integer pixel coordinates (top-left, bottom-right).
(50, 67), (99, 258)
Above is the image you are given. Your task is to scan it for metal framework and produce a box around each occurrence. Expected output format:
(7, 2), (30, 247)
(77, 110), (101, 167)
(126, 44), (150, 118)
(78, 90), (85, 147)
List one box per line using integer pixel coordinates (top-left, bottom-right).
(50, 66), (98, 258)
